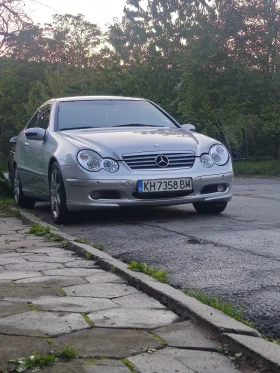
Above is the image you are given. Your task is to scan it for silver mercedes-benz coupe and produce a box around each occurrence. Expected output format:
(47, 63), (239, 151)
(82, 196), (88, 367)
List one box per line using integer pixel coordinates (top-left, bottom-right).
(12, 96), (233, 223)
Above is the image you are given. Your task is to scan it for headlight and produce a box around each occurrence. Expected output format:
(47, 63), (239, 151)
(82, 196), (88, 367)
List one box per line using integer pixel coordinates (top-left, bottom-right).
(103, 159), (119, 173)
(77, 150), (119, 173)
(210, 144), (229, 166)
(200, 154), (214, 168)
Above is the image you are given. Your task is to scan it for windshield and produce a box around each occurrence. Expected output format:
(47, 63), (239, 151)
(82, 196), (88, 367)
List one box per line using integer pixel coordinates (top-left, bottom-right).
(57, 100), (178, 131)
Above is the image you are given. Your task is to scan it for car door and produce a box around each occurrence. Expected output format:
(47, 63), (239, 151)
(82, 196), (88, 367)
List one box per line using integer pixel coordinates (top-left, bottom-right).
(26, 104), (51, 195)
(16, 112), (39, 190)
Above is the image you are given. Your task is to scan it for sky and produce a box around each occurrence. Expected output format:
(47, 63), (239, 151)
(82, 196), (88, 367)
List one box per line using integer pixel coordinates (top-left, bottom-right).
(26, 0), (127, 28)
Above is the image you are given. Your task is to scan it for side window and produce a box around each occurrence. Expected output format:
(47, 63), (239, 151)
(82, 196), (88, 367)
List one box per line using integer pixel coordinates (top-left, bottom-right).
(26, 104), (51, 130)
(36, 105), (51, 130)
(26, 113), (38, 129)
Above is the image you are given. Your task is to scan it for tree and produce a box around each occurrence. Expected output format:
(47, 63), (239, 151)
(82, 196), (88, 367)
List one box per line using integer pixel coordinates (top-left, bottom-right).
(9, 13), (104, 67)
(0, 0), (32, 55)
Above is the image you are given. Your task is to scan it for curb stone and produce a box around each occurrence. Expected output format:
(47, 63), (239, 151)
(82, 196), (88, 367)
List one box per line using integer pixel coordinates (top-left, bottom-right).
(15, 209), (280, 372)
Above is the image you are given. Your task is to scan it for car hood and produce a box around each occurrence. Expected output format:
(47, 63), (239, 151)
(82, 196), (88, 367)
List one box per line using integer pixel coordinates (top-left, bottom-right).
(58, 127), (218, 159)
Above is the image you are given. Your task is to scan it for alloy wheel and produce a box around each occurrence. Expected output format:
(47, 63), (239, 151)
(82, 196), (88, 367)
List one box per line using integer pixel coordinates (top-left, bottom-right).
(50, 168), (61, 219)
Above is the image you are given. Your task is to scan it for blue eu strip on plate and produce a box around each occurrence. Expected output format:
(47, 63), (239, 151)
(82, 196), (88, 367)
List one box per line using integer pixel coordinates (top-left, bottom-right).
(137, 180), (144, 193)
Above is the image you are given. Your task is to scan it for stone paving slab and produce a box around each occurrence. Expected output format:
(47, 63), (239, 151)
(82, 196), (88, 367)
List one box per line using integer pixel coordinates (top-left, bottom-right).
(0, 270), (42, 280)
(0, 311), (90, 337)
(64, 283), (139, 298)
(40, 359), (131, 373)
(64, 260), (98, 268)
(42, 268), (104, 277)
(85, 272), (126, 284)
(129, 348), (244, 373)
(0, 283), (63, 299)
(33, 296), (118, 312)
(16, 275), (87, 287)
(153, 321), (219, 350)
(0, 335), (50, 370)
(112, 293), (166, 309)
(24, 255), (77, 263)
(4, 262), (63, 271)
(17, 247), (66, 254)
(0, 257), (28, 265)
(0, 299), (30, 317)
(52, 328), (162, 358)
(88, 308), (178, 329)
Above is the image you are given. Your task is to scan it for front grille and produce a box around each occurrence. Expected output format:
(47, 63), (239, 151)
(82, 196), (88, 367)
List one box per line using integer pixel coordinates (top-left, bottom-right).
(122, 152), (196, 170)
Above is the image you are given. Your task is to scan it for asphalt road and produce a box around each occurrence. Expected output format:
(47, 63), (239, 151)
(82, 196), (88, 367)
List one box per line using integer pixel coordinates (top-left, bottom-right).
(34, 177), (280, 338)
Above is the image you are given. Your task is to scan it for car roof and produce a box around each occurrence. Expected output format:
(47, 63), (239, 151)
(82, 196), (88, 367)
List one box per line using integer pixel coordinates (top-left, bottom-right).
(55, 96), (146, 102)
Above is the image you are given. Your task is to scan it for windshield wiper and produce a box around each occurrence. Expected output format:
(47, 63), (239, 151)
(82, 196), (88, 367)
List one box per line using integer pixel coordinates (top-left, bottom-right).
(59, 126), (98, 131)
(113, 124), (164, 127)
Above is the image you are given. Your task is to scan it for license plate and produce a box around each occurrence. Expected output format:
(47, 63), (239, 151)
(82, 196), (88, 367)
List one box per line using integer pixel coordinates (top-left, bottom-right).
(137, 178), (192, 193)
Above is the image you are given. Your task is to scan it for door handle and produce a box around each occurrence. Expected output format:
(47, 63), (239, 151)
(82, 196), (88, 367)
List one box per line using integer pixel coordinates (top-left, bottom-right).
(24, 142), (29, 147)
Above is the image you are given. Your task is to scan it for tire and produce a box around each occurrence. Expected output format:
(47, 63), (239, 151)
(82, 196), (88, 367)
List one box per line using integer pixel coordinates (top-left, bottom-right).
(14, 166), (36, 209)
(49, 162), (69, 224)
(193, 201), (227, 214)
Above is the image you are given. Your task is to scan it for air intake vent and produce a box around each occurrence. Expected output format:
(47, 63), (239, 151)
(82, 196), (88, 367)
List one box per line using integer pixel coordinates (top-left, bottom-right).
(122, 152), (196, 170)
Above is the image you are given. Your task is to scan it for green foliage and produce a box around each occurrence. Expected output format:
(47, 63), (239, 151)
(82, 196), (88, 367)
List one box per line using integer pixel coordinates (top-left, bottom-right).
(184, 289), (254, 327)
(81, 313), (95, 327)
(0, 171), (13, 198)
(128, 261), (169, 283)
(233, 160), (280, 177)
(9, 352), (55, 372)
(92, 243), (105, 251)
(74, 238), (89, 244)
(121, 359), (138, 373)
(29, 223), (51, 236)
(57, 344), (77, 359)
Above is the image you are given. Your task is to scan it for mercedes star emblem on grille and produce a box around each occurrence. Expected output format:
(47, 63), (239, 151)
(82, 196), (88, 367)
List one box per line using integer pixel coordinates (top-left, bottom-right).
(155, 155), (169, 168)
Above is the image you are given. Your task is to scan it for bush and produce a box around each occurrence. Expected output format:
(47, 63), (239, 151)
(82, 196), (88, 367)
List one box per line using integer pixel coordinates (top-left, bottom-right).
(0, 171), (13, 198)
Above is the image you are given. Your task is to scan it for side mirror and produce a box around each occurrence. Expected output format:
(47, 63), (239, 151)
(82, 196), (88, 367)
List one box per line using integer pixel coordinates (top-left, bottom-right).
(181, 124), (196, 131)
(10, 136), (18, 144)
(25, 127), (46, 141)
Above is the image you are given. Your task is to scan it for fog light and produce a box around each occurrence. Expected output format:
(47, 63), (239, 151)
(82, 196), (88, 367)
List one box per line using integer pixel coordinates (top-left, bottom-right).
(91, 191), (102, 199)
(217, 184), (226, 192)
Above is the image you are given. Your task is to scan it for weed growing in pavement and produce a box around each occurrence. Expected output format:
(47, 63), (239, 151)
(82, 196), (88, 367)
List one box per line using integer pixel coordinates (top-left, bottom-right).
(184, 289), (254, 327)
(27, 302), (37, 311)
(121, 359), (138, 373)
(85, 252), (93, 260)
(29, 222), (64, 242)
(9, 351), (55, 371)
(128, 261), (169, 283)
(74, 238), (105, 251)
(57, 344), (77, 359)
(81, 313), (95, 327)
(9, 344), (78, 372)
(57, 287), (67, 296)
(74, 238), (89, 244)
(92, 243), (105, 251)
(29, 222), (51, 236)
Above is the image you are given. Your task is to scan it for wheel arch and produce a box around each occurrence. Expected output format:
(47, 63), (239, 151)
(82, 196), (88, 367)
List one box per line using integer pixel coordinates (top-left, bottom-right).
(48, 157), (59, 185)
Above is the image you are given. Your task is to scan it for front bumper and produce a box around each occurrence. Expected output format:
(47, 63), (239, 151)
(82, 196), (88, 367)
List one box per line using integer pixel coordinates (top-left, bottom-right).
(61, 162), (233, 211)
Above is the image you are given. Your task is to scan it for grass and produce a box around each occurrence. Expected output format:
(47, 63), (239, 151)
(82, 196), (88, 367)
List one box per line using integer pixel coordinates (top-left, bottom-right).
(121, 359), (138, 373)
(9, 352), (55, 371)
(233, 160), (280, 177)
(74, 238), (105, 251)
(81, 313), (95, 327)
(74, 238), (89, 244)
(57, 287), (67, 296)
(57, 344), (77, 359)
(184, 289), (254, 327)
(9, 345), (77, 372)
(29, 222), (64, 243)
(128, 261), (169, 283)
(92, 243), (105, 251)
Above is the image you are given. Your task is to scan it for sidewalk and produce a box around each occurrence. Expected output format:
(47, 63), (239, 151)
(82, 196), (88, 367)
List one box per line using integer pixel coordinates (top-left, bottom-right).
(0, 214), (262, 372)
